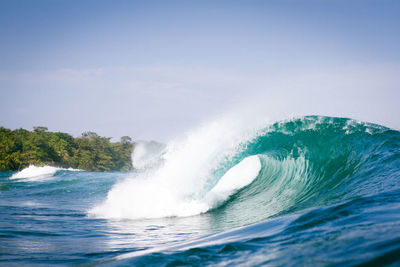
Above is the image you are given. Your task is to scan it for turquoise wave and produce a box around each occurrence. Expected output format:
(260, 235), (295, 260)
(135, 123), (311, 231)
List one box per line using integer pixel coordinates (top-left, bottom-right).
(207, 116), (400, 228)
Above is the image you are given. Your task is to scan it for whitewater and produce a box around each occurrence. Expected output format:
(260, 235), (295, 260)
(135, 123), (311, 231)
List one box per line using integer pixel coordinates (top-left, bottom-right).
(1, 115), (400, 266)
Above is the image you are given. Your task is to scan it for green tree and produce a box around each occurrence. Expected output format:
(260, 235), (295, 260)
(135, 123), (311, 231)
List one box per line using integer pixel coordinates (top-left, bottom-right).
(0, 126), (134, 172)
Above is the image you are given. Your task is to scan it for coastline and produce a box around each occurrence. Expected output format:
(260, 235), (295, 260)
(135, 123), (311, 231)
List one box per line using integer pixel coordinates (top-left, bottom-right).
(0, 126), (134, 172)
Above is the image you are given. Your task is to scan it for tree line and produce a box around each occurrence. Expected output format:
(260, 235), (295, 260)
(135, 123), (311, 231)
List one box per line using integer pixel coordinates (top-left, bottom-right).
(0, 126), (134, 171)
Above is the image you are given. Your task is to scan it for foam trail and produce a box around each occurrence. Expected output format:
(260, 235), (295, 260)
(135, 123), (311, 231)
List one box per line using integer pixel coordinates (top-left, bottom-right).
(90, 115), (267, 219)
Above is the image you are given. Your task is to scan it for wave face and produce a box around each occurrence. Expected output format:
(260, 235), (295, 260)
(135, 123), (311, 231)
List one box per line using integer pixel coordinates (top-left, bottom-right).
(205, 116), (400, 228)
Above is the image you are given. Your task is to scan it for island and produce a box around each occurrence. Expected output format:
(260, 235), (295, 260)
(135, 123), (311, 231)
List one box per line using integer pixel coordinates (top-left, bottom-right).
(0, 126), (134, 172)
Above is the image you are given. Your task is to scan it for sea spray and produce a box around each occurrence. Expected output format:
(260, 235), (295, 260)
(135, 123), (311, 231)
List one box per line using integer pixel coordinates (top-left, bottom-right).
(90, 116), (266, 219)
(131, 141), (167, 170)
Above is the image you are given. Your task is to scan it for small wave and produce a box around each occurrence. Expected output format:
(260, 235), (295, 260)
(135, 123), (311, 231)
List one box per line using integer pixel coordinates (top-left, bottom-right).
(10, 165), (81, 181)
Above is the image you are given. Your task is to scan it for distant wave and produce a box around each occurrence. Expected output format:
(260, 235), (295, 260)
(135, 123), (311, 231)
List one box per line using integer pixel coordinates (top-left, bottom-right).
(10, 165), (81, 181)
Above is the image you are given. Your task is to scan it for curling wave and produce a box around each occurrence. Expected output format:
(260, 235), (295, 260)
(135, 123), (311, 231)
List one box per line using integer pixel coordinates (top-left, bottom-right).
(90, 116), (400, 227)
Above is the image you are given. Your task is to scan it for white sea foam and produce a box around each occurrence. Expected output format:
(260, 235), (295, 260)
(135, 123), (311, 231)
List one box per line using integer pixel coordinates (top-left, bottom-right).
(10, 165), (81, 181)
(90, 115), (267, 220)
(205, 155), (261, 207)
(10, 165), (62, 180)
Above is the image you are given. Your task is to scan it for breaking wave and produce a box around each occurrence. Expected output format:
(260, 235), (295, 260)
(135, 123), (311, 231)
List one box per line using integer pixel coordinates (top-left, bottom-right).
(10, 165), (80, 181)
(90, 116), (400, 227)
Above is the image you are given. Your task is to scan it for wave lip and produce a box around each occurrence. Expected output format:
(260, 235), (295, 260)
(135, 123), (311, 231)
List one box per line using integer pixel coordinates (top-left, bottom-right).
(205, 155), (261, 208)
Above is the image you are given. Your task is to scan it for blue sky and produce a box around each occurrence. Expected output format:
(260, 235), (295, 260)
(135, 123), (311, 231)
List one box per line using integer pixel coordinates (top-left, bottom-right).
(1, 0), (399, 141)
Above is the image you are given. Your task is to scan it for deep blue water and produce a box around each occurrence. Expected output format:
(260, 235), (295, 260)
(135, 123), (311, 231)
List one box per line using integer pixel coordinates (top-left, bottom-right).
(1, 116), (400, 266)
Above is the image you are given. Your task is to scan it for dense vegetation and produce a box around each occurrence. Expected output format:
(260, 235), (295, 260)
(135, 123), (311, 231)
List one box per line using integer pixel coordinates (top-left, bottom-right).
(0, 126), (134, 171)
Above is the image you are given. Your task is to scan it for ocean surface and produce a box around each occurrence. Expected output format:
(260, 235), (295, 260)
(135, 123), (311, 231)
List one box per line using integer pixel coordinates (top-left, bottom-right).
(1, 116), (400, 266)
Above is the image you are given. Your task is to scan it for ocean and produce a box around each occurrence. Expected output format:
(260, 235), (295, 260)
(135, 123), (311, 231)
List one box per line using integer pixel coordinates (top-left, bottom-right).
(1, 116), (399, 266)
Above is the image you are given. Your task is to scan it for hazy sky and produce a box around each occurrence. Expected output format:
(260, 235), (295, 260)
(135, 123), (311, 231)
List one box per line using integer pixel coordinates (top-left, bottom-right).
(1, 0), (399, 141)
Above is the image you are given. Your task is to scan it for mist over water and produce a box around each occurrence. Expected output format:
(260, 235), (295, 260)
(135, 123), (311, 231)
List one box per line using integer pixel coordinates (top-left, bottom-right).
(90, 115), (266, 219)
